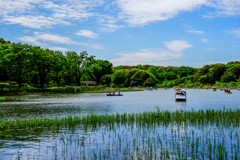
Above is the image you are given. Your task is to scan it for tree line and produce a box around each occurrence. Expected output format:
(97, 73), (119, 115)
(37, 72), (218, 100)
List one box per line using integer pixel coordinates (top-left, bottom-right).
(0, 38), (112, 88)
(1, 37), (240, 89)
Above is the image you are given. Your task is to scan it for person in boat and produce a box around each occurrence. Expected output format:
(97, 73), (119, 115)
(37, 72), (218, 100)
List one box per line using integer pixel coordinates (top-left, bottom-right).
(109, 92), (111, 95)
(118, 92), (121, 95)
(113, 92), (115, 95)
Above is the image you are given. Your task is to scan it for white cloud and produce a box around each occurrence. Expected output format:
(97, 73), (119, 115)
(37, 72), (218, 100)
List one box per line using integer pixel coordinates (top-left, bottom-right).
(206, 48), (217, 50)
(0, 0), (103, 29)
(163, 40), (193, 52)
(33, 32), (104, 49)
(187, 30), (204, 34)
(201, 39), (208, 42)
(110, 49), (183, 66)
(110, 40), (193, 66)
(75, 30), (99, 38)
(1, 0), (240, 32)
(33, 32), (78, 44)
(99, 23), (125, 32)
(17, 32), (104, 49)
(16, 36), (45, 46)
(204, 0), (240, 17)
(184, 61), (229, 67)
(116, 0), (208, 26)
(97, 15), (125, 32)
(46, 47), (70, 52)
(225, 28), (240, 37)
(3, 15), (70, 29)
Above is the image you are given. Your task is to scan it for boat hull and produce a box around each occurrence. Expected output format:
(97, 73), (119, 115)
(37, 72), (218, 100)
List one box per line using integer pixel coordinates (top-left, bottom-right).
(225, 92), (232, 94)
(175, 98), (186, 101)
(106, 94), (123, 96)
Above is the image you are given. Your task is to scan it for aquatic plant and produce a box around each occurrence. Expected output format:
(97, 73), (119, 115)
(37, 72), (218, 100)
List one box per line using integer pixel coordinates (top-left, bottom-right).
(1, 108), (240, 159)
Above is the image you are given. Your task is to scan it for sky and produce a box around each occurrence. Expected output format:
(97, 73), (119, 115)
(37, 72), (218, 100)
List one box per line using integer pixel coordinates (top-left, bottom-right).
(0, 0), (240, 68)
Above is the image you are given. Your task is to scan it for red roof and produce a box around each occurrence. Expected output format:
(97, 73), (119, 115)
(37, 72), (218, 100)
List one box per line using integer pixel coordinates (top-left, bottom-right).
(81, 81), (97, 85)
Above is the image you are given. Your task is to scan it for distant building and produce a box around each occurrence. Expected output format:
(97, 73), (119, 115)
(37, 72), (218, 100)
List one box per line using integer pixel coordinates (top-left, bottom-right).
(81, 81), (97, 86)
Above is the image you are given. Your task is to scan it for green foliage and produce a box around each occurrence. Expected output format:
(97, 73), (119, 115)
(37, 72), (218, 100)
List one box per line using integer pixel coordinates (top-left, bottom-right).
(165, 72), (177, 80)
(228, 64), (240, 79)
(221, 72), (236, 83)
(66, 51), (95, 86)
(143, 78), (155, 86)
(230, 81), (237, 87)
(111, 70), (126, 87)
(130, 70), (150, 86)
(208, 63), (226, 83)
(166, 81), (175, 88)
(100, 74), (112, 86)
(87, 60), (113, 84)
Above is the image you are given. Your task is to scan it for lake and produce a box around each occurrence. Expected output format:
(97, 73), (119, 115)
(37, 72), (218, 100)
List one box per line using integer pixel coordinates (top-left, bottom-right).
(0, 89), (240, 120)
(0, 89), (240, 159)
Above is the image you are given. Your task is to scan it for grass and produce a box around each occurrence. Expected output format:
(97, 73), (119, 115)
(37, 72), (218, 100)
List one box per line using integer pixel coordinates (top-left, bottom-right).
(0, 108), (239, 135)
(0, 83), (144, 95)
(1, 108), (240, 159)
(0, 97), (5, 100)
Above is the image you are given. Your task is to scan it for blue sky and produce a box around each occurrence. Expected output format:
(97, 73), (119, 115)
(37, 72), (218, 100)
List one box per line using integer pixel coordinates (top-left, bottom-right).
(0, 0), (240, 67)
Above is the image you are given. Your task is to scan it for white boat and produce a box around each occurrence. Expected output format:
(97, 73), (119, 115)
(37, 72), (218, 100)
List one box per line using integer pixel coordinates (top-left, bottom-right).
(175, 90), (186, 101)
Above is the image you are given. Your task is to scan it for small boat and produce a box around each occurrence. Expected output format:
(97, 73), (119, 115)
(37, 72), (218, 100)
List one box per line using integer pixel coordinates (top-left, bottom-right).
(212, 87), (217, 91)
(224, 89), (232, 94)
(237, 87), (240, 90)
(175, 88), (182, 91)
(106, 93), (123, 96)
(175, 90), (186, 101)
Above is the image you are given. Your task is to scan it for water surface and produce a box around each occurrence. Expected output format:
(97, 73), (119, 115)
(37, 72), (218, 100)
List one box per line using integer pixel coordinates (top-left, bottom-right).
(0, 89), (240, 119)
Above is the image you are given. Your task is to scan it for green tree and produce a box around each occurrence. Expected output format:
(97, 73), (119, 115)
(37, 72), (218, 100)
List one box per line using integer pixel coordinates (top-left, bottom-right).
(0, 38), (11, 44)
(165, 72), (177, 80)
(51, 51), (66, 86)
(87, 60), (113, 84)
(167, 81), (175, 88)
(228, 64), (240, 79)
(221, 72), (236, 83)
(143, 77), (155, 86)
(0, 43), (11, 82)
(67, 51), (95, 86)
(29, 46), (54, 88)
(111, 70), (126, 87)
(100, 74), (112, 86)
(3, 43), (30, 88)
(208, 63), (226, 84)
(130, 70), (150, 86)
(199, 75), (209, 84)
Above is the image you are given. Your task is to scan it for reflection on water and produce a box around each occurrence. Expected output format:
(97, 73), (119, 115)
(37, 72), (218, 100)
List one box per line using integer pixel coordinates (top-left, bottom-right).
(0, 120), (239, 159)
(1, 89), (240, 119)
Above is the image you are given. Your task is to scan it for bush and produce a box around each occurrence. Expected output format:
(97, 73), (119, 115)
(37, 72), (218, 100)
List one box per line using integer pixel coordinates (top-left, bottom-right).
(96, 85), (106, 89)
(75, 87), (82, 92)
(230, 81), (237, 87)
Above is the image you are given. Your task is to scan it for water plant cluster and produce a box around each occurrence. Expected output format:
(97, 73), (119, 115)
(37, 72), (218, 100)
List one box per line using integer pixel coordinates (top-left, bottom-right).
(0, 108), (240, 159)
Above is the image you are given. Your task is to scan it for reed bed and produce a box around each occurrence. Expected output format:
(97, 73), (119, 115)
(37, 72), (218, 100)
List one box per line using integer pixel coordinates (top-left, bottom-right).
(1, 108), (240, 159)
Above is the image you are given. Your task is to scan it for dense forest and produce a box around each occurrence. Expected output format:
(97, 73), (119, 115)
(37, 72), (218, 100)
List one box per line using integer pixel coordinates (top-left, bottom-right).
(1, 38), (240, 89)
